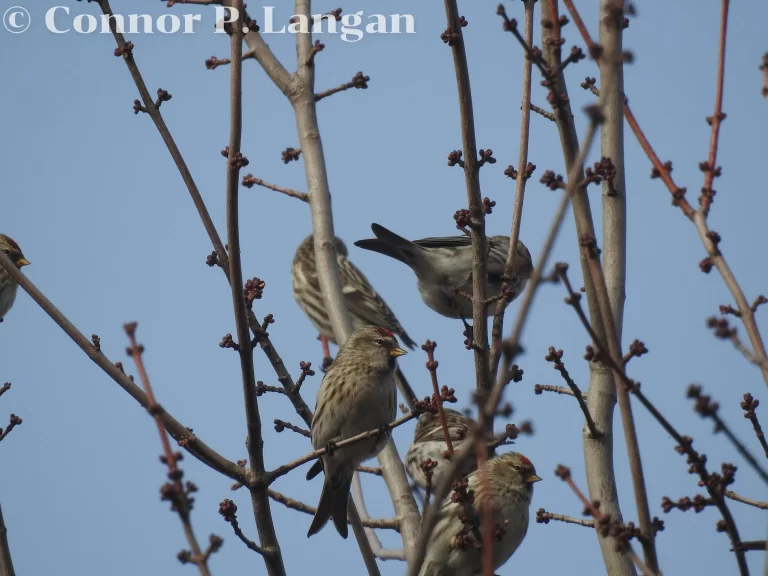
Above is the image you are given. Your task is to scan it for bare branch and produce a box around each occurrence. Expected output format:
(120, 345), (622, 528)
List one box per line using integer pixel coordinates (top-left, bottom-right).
(218, 499), (264, 555)
(545, 347), (600, 438)
(442, 0), (492, 412)
(242, 175), (309, 203)
(0, 253), (247, 484)
(490, 0), (536, 379)
(534, 383), (580, 397)
(740, 393), (768, 459)
(536, 508), (595, 528)
(725, 491), (768, 510)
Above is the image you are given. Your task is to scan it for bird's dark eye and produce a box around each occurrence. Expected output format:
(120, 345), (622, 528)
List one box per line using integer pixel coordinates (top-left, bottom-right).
(1, 250), (9, 255)
(375, 338), (384, 345)
(513, 465), (522, 471)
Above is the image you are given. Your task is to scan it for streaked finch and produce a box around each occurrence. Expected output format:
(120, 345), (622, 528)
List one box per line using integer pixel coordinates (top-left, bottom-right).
(0, 235), (30, 322)
(418, 452), (541, 576)
(354, 224), (533, 325)
(306, 325), (406, 538)
(406, 408), (479, 491)
(292, 234), (418, 405)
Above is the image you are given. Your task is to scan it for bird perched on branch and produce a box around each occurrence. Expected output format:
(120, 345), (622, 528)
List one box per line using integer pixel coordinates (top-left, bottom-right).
(354, 224), (533, 334)
(0, 235), (30, 322)
(418, 452), (541, 576)
(292, 233), (418, 406)
(306, 325), (406, 539)
(406, 408), (479, 491)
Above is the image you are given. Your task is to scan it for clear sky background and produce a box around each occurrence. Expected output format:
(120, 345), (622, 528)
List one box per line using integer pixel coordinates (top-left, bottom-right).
(1, 1), (767, 574)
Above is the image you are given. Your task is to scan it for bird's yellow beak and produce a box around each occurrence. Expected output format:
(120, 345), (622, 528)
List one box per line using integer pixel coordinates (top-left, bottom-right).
(526, 474), (542, 485)
(389, 348), (407, 358)
(15, 258), (30, 268)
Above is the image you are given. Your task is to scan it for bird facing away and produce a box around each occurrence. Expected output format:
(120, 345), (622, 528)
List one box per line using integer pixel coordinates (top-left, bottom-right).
(418, 452), (541, 576)
(292, 233), (418, 405)
(354, 224), (533, 323)
(306, 325), (405, 539)
(405, 408), (479, 490)
(0, 234), (30, 322)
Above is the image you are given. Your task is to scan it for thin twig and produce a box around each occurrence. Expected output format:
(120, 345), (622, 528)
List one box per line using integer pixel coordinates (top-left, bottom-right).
(0, 253), (247, 484)
(224, 6), (285, 573)
(218, 500), (264, 555)
(265, 411), (420, 484)
(566, 0), (768, 388)
(555, 467), (656, 576)
(443, 0), (492, 413)
(530, 103), (556, 121)
(242, 175), (308, 202)
(124, 323), (211, 576)
(423, 341), (454, 455)
(534, 384), (579, 397)
(490, 0), (536, 379)
(267, 490), (400, 531)
(725, 491), (768, 510)
(740, 394), (768, 459)
(558, 268), (748, 575)
(536, 508), (595, 528)
(546, 347), (600, 437)
(761, 54), (768, 101)
(699, 0), (730, 216)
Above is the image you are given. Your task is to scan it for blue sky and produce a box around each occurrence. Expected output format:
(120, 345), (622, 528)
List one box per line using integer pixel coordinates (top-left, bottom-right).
(1, 0), (767, 574)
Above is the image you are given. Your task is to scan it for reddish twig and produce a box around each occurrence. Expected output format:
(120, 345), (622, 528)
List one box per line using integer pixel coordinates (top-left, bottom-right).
(124, 322), (212, 576)
(422, 340), (454, 455)
(558, 267), (748, 575)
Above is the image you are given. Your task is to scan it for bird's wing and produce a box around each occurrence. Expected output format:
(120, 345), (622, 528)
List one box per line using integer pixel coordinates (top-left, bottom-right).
(338, 255), (416, 349)
(412, 235), (472, 248)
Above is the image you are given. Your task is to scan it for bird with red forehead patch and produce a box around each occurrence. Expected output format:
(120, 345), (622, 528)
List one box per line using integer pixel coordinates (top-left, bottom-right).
(418, 451), (541, 576)
(0, 234), (31, 322)
(306, 325), (406, 538)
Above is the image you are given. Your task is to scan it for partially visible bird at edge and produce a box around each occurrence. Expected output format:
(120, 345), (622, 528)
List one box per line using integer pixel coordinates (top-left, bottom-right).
(0, 234), (30, 322)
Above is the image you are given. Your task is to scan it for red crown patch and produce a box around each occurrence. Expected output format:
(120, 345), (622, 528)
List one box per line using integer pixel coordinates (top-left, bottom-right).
(519, 455), (531, 467)
(376, 327), (394, 338)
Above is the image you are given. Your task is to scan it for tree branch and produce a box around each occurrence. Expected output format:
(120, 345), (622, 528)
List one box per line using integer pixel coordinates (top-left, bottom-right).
(0, 503), (16, 576)
(0, 253), (247, 485)
(442, 0), (492, 419)
(223, 9), (286, 573)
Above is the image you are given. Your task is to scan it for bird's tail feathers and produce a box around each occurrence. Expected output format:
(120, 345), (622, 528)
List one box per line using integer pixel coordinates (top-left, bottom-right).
(307, 472), (352, 539)
(354, 224), (424, 267)
(306, 459), (323, 481)
(331, 475), (352, 539)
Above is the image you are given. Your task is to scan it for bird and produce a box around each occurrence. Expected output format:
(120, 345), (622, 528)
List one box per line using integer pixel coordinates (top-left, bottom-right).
(305, 325), (406, 539)
(354, 224), (533, 332)
(417, 452), (541, 576)
(0, 234), (30, 322)
(405, 408), (479, 491)
(292, 233), (418, 407)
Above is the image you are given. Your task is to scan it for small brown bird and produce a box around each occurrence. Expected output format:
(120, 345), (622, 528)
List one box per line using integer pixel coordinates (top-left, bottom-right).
(306, 325), (406, 539)
(405, 409), (479, 490)
(292, 234), (418, 406)
(418, 452), (541, 576)
(354, 224), (533, 332)
(0, 235), (30, 322)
